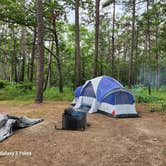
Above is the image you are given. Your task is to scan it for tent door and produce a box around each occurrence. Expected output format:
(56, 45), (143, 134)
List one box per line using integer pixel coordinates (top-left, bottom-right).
(115, 92), (131, 105)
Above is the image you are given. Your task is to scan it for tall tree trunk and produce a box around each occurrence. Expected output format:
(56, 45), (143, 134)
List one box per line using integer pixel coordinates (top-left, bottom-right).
(35, 0), (45, 103)
(0, 24), (8, 80)
(29, 27), (37, 82)
(27, 55), (30, 80)
(52, 18), (63, 93)
(144, 33), (148, 85)
(117, 48), (120, 81)
(128, 0), (135, 88)
(47, 48), (52, 89)
(75, 0), (81, 86)
(156, 52), (160, 89)
(155, 23), (160, 89)
(111, 0), (115, 77)
(123, 31), (129, 84)
(10, 30), (14, 83)
(134, 25), (139, 85)
(147, 0), (151, 94)
(93, 0), (100, 77)
(20, 27), (26, 82)
(12, 27), (18, 83)
(44, 42), (53, 91)
(117, 36), (120, 81)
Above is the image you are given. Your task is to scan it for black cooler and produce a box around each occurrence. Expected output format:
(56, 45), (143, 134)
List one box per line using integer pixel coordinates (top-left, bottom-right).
(62, 108), (87, 131)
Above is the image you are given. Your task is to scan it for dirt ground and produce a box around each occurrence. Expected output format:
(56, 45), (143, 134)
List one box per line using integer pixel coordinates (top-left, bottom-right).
(0, 101), (165, 166)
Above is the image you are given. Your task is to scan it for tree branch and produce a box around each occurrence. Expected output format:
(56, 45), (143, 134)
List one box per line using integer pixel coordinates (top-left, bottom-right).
(44, 45), (57, 59)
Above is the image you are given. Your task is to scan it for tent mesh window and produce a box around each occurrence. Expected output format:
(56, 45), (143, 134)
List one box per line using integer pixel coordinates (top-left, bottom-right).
(81, 82), (96, 98)
(115, 92), (133, 104)
(115, 92), (134, 104)
(103, 91), (134, 105)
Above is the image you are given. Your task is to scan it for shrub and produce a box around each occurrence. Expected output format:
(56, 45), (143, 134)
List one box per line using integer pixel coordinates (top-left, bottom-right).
(0, 80), (10, 89)
(0, 81), (5, 89)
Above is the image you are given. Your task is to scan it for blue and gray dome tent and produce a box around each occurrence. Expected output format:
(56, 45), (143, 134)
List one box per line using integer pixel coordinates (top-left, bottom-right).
(73, 76), (138, 118)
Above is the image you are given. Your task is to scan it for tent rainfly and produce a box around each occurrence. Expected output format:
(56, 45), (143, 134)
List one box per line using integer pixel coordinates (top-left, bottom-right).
(72, 76), (138, 118)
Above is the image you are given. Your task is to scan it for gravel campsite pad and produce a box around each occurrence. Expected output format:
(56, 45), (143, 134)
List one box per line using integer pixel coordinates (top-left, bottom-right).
(0, 101), (165, 166)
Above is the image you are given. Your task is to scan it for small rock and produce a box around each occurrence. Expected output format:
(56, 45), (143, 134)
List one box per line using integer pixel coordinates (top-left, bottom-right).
(152, 138), (158, 141)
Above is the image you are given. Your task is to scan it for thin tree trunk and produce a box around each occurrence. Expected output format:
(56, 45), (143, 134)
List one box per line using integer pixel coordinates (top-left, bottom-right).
(75, 0), (81, 86)
(35, 0), (45, 103)
(156, 54), (160, 89)
(123, 29), (129, 62)
(122, 28), (129, 85)
(108, 27), (111, 63)
(10, 30), (14, 83)
(20, 27), (26, 82)
(52, 19), (63, 93)
(27, 55), (30, 80)
(12, 27), (18, 83)
(147, 0), (151, 94)
(44, 42), (53, 91)
(128, 0), (135, 88)
(144, 33), (148, 85)
(111, 0), (115, 77)
(123, 41), (127, 83)
(0, 24), (8, 80)
(117, 48), (120, 81)
(155, 24), (160, 89)
(29, 27), (37, 82)
(93, 0), (100, 77)
(47, 53), (52, 88)
(134, 25), (139, 85)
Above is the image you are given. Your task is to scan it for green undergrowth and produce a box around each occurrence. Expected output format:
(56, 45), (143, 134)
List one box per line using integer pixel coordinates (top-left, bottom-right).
(0, 81), (73, 101)
(44, 87), (73, 101)
(132, 86), (166, 104)
(0, 82), (35, 100)
(132, 86), (166, 112)
(0, 81), (165, 108)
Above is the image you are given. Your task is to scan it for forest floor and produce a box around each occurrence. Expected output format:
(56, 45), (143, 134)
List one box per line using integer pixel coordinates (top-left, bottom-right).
(0, 101), (166, 166)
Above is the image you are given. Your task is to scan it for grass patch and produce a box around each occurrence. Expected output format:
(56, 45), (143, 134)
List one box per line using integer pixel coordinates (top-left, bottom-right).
(44, 87), (73, 101)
